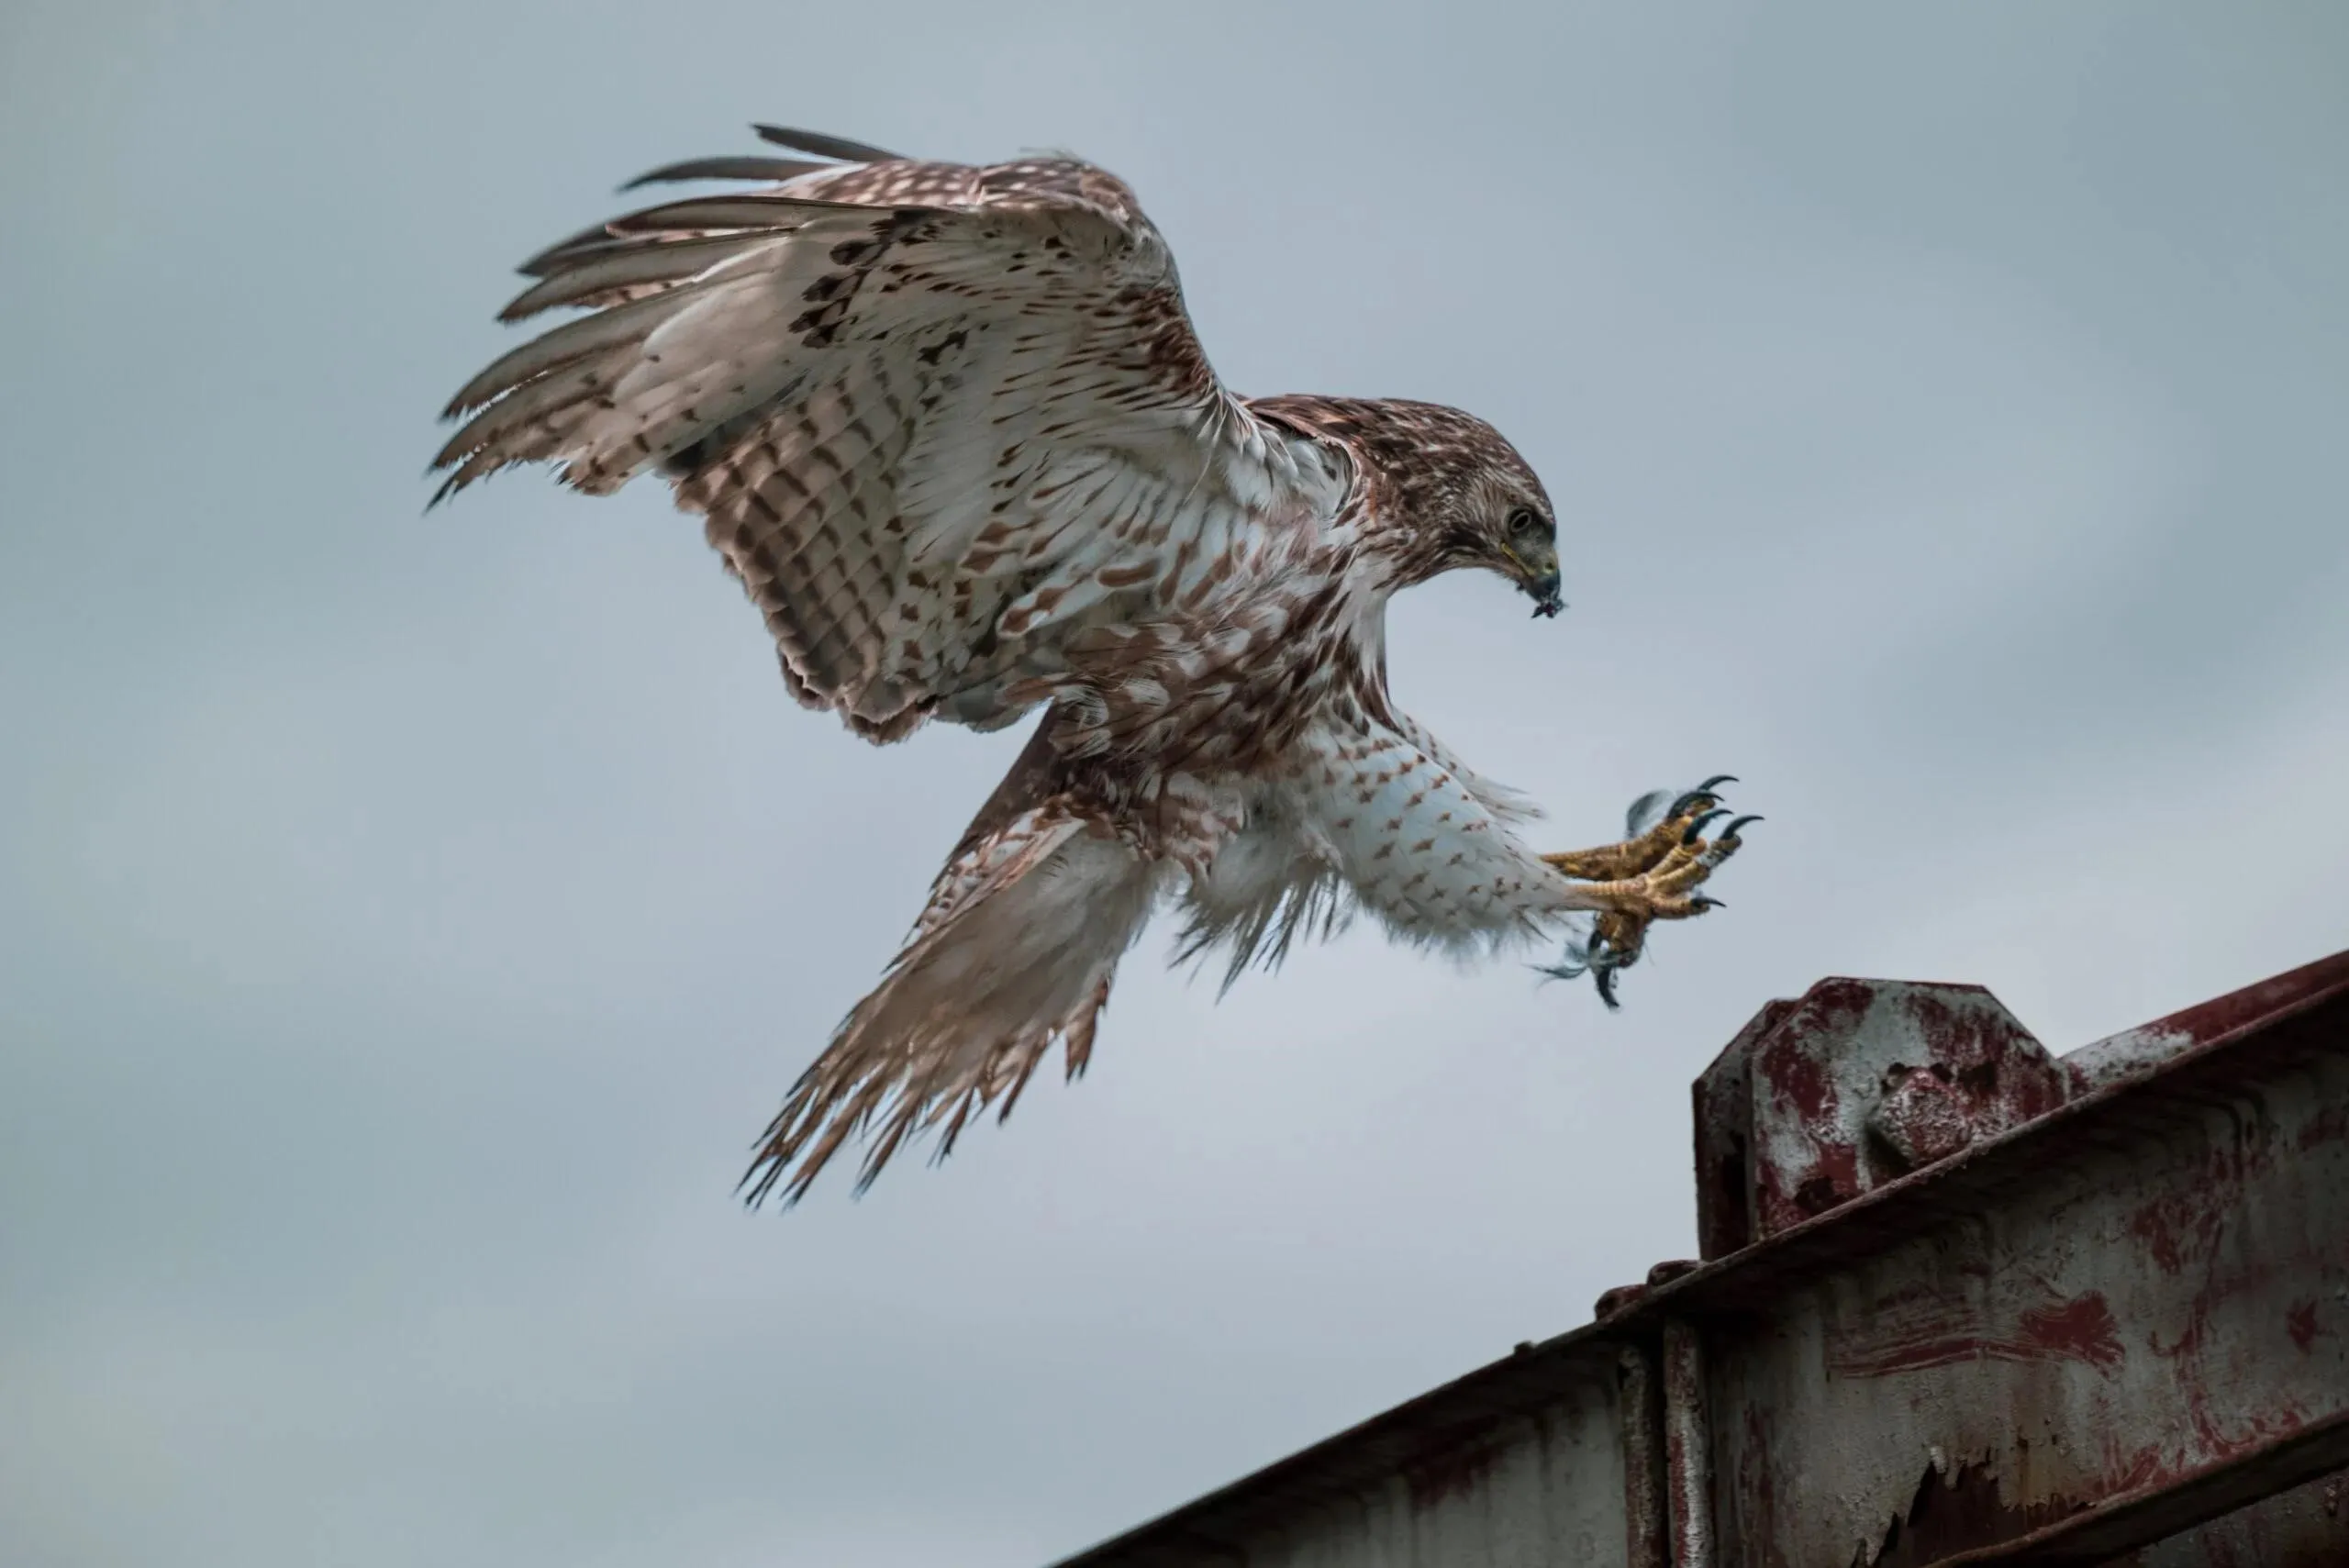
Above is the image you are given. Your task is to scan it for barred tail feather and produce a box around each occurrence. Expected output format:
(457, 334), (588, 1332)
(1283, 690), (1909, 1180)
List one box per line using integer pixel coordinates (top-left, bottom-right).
(740, 813), (1157, 1206)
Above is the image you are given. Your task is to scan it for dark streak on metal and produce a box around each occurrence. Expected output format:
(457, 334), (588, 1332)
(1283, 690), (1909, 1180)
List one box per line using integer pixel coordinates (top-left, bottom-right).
(1401, 1440), (1500, 1512)
(1664, 1320), (1714, 1568)
(1913, 1410), (2349, 1565)
(1871, 1457), (2053, 1567)
(1619, 1344), (1667, 1568)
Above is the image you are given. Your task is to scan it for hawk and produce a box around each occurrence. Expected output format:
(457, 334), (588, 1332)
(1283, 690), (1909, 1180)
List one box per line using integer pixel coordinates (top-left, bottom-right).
(431, 124), (1756, 1205)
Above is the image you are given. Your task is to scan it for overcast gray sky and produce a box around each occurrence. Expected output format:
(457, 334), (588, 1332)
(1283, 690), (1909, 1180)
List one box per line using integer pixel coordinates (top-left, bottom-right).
(4, 3), (2346, 1564)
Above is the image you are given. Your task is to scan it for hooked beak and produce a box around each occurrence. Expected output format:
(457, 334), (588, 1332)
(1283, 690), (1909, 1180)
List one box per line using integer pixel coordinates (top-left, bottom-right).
(1505, 539), (1564, 618)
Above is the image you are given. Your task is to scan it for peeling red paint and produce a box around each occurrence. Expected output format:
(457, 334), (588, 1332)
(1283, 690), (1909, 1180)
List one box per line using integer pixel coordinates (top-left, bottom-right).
(2131, 1185), (2227, 1276)
(1767, 1040), (1837, 1126)
(1702, 977), (2074, 1246)
(2020, 1293), (2127, 1370)
(1829, 1289), (2122, 1377)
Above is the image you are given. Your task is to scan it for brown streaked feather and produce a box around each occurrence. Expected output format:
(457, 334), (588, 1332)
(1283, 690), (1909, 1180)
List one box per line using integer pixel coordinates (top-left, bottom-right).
(513, 193), (874, 280)
(597, 192), (891, 234)
(739, 791), (1154, 1207)
(433, 128), (1295, 734)
(440, 284), (703, 417)
(428, 353), (629, 493)
(496, 233), (780, 322)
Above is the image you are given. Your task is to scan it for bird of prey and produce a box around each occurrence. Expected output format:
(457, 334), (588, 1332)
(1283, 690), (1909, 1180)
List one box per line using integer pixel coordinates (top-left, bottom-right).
(431, 124), (1756, 1205)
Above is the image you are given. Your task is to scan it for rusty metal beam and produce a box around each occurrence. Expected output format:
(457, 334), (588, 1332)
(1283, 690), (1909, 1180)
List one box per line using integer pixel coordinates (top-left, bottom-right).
(1662, 953), (2349, 1564)
(1050, 950), (2349, 1568)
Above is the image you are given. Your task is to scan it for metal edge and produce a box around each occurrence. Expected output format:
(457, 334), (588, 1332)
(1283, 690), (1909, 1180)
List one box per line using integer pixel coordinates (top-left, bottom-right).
(1046, 948), (2349, 1567)
(1621, 946), (2349, 1325)
(1047, 1329), (1627, 1564)
(1918, 1408), (2349, 1566)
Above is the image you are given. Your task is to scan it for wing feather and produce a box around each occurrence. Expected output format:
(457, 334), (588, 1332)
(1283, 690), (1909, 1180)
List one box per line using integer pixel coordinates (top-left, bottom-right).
(433, 127), (1338, 740)
(751, 123), (907, 163)
(495, 233), (776, 322)
(618, 154), (834, 191)
(740, 802), (1158, 1206)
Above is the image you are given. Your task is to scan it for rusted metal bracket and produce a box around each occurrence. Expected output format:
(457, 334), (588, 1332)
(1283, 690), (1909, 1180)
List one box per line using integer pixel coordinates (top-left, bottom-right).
(1053, 951), (2349, 1568)
(1691, 978), (2069, 1258)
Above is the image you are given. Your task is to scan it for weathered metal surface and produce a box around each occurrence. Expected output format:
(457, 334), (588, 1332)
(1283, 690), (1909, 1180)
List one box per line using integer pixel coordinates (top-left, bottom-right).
(1051, 950), (2349, 1568)
(1617, 1344), (1667, 1568)
(1663, 1320), (1715, 1568)
(1052, 1346), (1638, 1567)
(2132, 1466), (2349, 1568)
(1692, 979), (2070, 1257)
(1673, 952), (2349, 1565)
(1701, 1025), (2349, 1563)
(1869, 1418), (2349, 1558)
(2065, 954), (2349, 1096)
(1887, 1411), (2349, 1564)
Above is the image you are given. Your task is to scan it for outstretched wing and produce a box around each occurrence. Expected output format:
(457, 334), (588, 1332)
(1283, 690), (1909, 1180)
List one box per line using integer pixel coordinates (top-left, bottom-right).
(433, 127), (1333, 740)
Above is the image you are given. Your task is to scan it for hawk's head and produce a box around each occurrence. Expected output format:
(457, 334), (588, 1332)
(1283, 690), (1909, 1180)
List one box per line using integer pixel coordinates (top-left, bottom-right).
(1251, 395), (1563, 617)
(1472, 490), (1564, 618)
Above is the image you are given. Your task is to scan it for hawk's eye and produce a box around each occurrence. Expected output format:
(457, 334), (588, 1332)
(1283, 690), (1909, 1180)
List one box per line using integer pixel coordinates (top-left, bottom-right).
(1507, 507), (1543, 539)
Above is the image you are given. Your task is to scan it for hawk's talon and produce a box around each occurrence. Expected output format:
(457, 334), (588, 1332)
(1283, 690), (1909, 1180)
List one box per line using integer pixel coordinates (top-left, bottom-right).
(1539, 777), (1756, 1007)
(1667, 774), (1738, 819)
(1594, 964), (1623, 1009)
(1536, 925), (1639, 1011)
(1682, 808), (1731, 847)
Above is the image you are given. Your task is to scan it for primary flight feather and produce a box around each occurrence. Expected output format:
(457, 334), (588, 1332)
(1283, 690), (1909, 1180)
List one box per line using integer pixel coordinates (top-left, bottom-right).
(432, 124), (1754, 1204)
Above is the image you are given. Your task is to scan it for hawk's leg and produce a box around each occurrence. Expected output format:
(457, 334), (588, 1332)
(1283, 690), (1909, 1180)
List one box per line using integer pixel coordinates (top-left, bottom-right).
(1538, 776), (1757, 1007)
(1540, 775), (1737, 882)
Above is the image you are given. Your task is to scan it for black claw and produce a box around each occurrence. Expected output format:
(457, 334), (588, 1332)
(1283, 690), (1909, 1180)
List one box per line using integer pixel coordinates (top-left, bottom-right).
(1681, 808), (1731, 847)
(1595, 965), (1622, 1009)
(1720, 814), (1763, 839)
(1667, 775), (1739, 820)
(1690, 895), (1725, 912)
